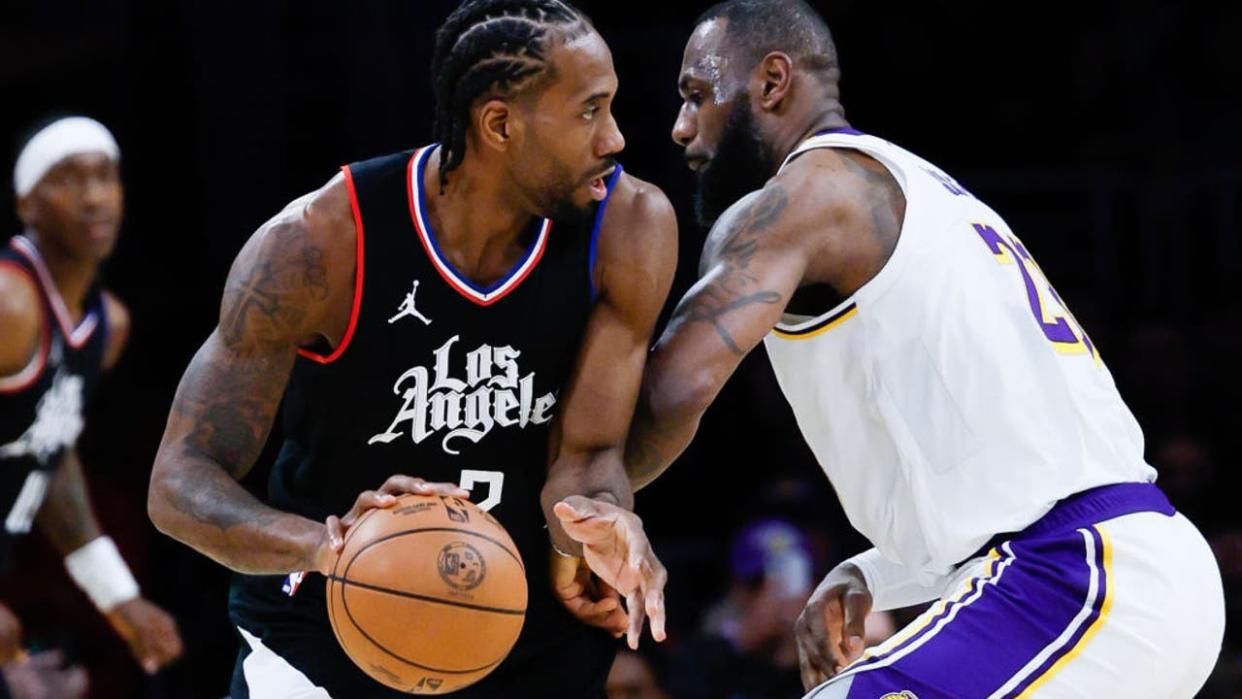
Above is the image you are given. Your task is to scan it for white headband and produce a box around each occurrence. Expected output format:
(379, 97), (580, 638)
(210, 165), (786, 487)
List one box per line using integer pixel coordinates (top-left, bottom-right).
(13, 116), (120, 197)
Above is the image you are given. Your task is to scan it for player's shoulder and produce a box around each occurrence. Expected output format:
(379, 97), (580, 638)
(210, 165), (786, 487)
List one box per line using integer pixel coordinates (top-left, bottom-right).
(244, 172), (356, 267)
(593, 170), (678, 303)
(0, 262), (43, 375)
(601, 170), (676, 239)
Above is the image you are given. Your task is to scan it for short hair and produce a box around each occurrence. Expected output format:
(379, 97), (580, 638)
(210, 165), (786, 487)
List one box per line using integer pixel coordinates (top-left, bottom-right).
(695, 0), (838, 81)
(430, 0), (592, 191)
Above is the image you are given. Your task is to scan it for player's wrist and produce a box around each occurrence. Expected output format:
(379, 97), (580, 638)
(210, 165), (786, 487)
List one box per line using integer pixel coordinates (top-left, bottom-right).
(64, 536), (140, 612)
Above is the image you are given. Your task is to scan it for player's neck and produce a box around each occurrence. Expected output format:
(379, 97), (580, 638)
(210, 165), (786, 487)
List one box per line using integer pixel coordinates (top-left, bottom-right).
(23, 230), (97, 319)
(422, 149), (538, 282)
(769, 100), (849, 175)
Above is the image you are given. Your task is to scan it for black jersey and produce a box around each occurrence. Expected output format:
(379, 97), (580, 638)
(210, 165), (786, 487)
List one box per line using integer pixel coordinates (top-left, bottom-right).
(229, 146), (624, 697)
(0, 235), (107, 569)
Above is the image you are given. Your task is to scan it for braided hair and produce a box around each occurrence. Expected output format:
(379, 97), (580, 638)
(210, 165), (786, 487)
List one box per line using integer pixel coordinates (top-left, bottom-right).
(431, 0), (591, 191)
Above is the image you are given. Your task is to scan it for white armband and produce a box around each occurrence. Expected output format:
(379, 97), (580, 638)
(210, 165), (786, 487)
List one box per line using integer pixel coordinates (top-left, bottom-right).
(63, 536), (140, 612)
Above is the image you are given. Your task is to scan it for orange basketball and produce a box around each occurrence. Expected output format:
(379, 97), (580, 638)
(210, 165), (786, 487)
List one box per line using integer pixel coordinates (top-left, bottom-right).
(326, 494), (527, 694)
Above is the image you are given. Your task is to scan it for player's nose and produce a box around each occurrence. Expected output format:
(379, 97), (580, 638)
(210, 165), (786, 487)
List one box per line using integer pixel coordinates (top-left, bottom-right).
(597, 112), (625, 158)
(671, 104), (694, 148)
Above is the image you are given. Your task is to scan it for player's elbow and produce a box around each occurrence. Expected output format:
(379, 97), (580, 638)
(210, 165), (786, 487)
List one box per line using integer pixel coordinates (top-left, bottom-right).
(146, 455), (179, 536)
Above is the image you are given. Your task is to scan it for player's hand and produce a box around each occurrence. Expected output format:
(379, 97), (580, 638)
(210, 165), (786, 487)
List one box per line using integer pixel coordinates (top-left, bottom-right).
(314, 475), (470, 575)
(105, 597), (183, 674)
(553, 496), (667, 650)
(795, 562), (872, 690)
(0, 603), (22, 665)
(551, 551), (627, 637)
(1, 650), (88, 699)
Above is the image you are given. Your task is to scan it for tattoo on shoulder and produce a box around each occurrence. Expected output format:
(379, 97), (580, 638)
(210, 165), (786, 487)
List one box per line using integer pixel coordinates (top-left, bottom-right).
(676, 186), (789, 355)
(221, 220), (330, 352)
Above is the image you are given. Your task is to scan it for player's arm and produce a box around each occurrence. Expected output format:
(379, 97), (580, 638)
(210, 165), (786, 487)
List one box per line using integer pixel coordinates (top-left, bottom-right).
(623, 181), (808, 490)
(149, 175), (364, 575)
(541, 174), (677, 647)
(0, 266), (40, 665)
(0, 265), (41, 379)
(36, 448), (182, 673)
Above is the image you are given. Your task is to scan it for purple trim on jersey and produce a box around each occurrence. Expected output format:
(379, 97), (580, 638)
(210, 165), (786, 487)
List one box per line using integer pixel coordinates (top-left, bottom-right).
(827, 483), (1167, 698)
(588, 164), (624, 301)
(814, 127), (865, 137)
(414, 147), (545, 295)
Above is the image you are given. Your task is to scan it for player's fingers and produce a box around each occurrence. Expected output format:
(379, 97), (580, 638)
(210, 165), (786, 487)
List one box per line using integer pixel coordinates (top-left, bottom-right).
(380, 476), (470, 499)
(325, 515), (345, 551)
(841, 588), (870, 663)
(347, 489), (396, 522)
(795, 600), (837, 683)
(642, 558), (668, 642)
(553, 503), (615, 546)
(625, 589), (647, 650)
(798, 641), (828, 691)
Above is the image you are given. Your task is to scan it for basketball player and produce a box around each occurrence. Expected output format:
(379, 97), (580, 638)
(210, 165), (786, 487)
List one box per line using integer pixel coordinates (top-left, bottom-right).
(147, 1), (675, 696)
(0, 117), (183, 676)
(620, 1), (1225, 696)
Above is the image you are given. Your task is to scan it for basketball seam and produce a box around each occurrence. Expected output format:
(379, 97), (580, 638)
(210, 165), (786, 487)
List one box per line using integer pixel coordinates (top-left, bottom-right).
(337, 580), (515, 676)
(348, 526), (523, 568)
(328, 575), (526, 615)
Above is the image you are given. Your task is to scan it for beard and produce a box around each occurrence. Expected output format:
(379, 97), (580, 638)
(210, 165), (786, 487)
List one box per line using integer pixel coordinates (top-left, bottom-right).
(694, 98), (773, 229)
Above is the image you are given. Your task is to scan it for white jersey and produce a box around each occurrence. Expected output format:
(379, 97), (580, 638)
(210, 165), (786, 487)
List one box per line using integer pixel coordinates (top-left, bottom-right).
(763, 130), (1155, 581)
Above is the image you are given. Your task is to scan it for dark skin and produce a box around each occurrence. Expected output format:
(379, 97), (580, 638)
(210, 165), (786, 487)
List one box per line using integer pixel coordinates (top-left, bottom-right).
(0, 153), (183, 672)
(149, 27), (674, 647)
(623, 18), (906, 688)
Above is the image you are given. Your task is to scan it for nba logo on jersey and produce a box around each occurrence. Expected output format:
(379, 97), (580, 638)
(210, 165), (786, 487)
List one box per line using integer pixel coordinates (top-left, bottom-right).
(880, 692), (918, 699)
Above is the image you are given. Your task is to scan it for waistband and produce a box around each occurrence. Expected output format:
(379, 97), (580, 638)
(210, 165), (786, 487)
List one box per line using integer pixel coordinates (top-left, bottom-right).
(972, 482), (1174, 560)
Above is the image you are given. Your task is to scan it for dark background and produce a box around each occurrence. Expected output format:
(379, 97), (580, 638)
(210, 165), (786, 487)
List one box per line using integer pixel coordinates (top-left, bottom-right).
(2, 0), (1241, 696)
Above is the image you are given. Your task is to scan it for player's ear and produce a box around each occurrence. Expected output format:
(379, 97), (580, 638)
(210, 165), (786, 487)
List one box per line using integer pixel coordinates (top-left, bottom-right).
(756, 51), (794, 112)
(476, 99), (515, 153)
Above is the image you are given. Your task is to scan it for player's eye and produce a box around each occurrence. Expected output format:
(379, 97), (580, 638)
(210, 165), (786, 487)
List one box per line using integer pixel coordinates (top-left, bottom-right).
(687, 92), (704, 107)
(582, 104), (600, 120)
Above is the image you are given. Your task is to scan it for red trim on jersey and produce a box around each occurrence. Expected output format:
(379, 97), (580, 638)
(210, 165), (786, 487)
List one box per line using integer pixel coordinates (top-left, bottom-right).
(0, 260), (52, 394)
(405, 147), (550, 307)
(297, 166), (366, 365)
(9, 236), (99, 349)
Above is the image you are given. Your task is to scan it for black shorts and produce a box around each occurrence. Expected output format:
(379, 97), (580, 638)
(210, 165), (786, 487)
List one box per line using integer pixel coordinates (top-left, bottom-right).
(228, 573), (616, 698)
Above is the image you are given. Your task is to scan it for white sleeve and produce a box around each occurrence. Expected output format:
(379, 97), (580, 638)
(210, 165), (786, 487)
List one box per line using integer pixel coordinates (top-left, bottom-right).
(845, 548), (953, 612)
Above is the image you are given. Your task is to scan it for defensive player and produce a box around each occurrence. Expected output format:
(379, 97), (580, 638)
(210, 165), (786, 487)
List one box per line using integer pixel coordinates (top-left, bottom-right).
(0, 116), (183, 679)
(623, 1), (1225, 696)
(148, 1), (674, 696)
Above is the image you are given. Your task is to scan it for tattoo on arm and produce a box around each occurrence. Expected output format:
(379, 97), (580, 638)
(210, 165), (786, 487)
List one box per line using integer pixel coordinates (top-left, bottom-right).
(676, 185), (790, 355)
(151, 213), (335, 573)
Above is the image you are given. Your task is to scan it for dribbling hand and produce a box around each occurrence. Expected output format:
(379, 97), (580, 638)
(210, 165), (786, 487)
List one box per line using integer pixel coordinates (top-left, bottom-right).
(313, 475), (470, 575)
(795, 562), (872, 690)
(553, 496), (667, 650)
(106, 597), (183, 674)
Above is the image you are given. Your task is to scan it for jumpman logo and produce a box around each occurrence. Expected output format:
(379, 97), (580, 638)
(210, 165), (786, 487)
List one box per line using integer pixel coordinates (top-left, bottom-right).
(389, 280), (433, 326)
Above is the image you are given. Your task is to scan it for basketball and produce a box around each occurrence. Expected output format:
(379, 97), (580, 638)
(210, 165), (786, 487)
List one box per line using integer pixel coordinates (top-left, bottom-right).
(326, 494), (527, 693)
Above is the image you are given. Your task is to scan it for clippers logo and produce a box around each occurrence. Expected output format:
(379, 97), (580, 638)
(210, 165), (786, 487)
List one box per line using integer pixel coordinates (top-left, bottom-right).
(437, 542), (486, 591)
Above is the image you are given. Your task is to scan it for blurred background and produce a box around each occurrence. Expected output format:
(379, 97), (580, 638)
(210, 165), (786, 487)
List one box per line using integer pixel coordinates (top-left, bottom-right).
(2, 0), (1241, 696)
